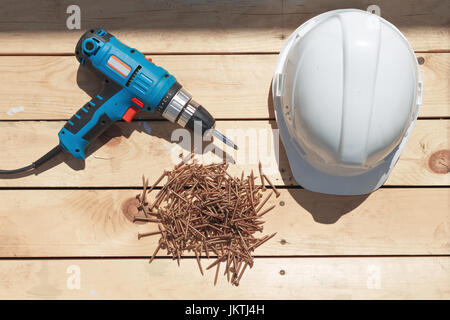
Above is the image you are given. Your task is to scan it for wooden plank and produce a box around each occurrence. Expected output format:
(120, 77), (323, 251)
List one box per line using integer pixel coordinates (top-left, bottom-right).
(419, 53), (450, 117)
(0, 0), (284, 54)
(283, 0), (450, 53)
(0, 53), (448, 120)
(0, 0), (448, 54)
(0, 188), (448, 257)
(0, 55), (276, 120)
(0, 258), (448, 299)
(389, 119), (449, 185)
(0, 120), (447, 187)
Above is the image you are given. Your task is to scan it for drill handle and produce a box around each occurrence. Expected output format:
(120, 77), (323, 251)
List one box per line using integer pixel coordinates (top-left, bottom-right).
(58, 80), (137, 159)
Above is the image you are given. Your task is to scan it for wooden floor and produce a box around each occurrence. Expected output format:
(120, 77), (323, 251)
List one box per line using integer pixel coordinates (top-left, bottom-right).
(0, 0), (449, 299)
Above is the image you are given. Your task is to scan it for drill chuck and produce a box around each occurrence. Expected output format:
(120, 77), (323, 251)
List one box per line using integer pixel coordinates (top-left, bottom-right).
(160, 84), (214, 134)
(161, 87), (192, 123)
(159, 84), (237, 149)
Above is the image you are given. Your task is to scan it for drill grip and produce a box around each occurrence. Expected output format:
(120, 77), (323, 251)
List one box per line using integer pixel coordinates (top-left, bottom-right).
(58, 80), (135, 159)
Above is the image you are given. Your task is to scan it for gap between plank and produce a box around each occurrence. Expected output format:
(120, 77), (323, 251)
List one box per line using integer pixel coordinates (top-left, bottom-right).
(0, 52), (279, 57)
(0, 186), (448, 191)
(0, 50), (448, 56)
(0, 117), (448, 123)
(0, 254), (449, 261)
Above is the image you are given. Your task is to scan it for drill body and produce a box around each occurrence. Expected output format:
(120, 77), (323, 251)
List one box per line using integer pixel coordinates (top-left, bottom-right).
(59, 29), (215, 159)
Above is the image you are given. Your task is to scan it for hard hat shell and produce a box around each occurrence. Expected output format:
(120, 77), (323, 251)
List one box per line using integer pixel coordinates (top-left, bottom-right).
(273, 9), (422, 195)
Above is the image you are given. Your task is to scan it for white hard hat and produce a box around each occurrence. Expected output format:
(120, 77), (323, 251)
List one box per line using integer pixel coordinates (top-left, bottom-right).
(273, 9), (423, 195)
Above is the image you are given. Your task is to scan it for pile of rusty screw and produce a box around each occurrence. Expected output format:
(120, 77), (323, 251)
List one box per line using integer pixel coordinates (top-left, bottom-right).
(135, 157), (279, 286)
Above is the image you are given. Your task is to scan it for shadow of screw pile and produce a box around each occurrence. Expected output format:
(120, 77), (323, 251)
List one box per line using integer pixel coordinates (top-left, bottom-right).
(267, 81), (369, 224)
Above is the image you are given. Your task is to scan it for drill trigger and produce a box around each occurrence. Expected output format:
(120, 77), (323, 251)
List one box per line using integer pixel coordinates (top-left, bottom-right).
(122, 106), (140, 122)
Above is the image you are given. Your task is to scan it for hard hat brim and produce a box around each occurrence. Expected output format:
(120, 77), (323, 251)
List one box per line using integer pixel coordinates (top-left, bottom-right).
(276, 105), (417, 195)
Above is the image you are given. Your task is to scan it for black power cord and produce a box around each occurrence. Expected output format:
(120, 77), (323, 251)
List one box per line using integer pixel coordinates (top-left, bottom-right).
(0, 145), (63, 175)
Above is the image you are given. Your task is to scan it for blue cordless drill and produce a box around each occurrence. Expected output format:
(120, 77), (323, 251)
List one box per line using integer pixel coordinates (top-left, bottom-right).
(0, 29), (237, 175)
